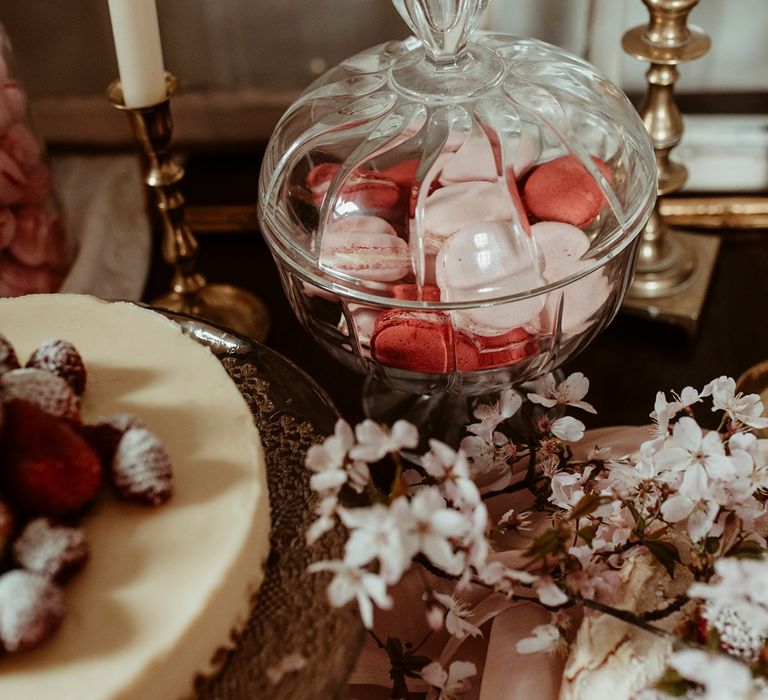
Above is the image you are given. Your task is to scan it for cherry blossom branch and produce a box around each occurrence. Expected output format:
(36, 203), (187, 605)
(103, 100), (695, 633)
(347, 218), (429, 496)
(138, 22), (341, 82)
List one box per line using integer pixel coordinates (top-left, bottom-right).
(640, 595), (690, 622)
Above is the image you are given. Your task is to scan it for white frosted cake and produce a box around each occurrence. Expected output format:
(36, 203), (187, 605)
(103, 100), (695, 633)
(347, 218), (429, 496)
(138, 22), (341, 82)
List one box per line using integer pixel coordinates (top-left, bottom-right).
(0, 294), (270, 699)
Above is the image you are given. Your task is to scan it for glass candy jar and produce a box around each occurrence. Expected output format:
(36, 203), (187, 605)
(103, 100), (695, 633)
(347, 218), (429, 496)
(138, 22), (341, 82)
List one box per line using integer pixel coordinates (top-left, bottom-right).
(0, 21), (74, 297)
(258, 0), (656, 434)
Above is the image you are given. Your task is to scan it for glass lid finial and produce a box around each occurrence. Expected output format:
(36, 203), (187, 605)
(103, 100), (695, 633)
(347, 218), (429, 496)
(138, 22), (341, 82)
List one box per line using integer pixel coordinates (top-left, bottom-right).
(391, 0), (490, 69)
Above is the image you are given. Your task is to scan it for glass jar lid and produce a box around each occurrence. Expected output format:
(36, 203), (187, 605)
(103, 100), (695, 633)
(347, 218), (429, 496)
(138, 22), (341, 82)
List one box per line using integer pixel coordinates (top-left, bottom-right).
(259, 0), (656, 316)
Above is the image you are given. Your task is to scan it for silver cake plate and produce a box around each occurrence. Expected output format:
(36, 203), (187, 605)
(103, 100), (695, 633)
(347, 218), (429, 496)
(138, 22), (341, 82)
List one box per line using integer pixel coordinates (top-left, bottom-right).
(155, 309), (363, 699)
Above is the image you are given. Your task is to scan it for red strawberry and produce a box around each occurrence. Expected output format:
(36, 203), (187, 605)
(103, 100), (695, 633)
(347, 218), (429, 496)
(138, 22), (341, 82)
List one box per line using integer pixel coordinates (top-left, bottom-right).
(0, 334), (19, 375)
(1, 400), (102, 517)
(0, 497), (15, 556)
(26, 338), (87, 396)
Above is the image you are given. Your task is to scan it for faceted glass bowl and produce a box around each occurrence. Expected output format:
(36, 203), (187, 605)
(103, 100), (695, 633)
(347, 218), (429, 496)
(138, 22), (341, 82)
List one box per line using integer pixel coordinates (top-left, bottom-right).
(258, 30), (656, 399)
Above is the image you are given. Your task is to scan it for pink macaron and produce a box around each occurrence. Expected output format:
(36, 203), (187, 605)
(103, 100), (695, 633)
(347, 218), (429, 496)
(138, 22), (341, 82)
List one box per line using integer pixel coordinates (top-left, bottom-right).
(306, 162), (402, 214)
(0, 207), (15, 250)
(439, 131), (538, 186)
(1, 81), (27, 124)
(0, 252), (63, 295)
(0, 150), (27, 206)
(435, 220), (545, 333)
(531, 220), (611, 334)
(319, 215), (411, 283)
(1, 123), (42, 170)
(9, 209), (66, 268)
(18, 163), (52, 207)
(421, 180), (520, 249)
(523, 155), (612, 228)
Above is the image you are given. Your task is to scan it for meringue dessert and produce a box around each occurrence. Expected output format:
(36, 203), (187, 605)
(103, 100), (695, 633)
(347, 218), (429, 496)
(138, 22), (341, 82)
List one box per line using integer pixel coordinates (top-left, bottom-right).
(0, 293), (270, 700)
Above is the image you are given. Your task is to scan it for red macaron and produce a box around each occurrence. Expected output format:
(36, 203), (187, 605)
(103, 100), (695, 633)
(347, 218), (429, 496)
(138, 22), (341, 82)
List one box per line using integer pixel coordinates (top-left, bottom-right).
(522, 155), (612, 228)
(370, 310), (479, 373)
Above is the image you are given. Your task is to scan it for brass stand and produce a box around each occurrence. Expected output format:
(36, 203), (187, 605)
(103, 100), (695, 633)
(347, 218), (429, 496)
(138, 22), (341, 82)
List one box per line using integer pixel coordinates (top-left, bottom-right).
(622, 0), (720, 334)
(107, 74), (270, 343)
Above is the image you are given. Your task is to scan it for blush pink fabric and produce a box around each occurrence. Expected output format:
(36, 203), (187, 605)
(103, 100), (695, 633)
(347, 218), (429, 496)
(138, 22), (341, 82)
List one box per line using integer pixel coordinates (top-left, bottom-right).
(346, 426), (651, 699)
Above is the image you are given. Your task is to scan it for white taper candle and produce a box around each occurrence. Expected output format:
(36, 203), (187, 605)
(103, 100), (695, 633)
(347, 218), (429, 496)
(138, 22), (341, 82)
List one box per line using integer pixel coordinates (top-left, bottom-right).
(107, 0), (167, 108)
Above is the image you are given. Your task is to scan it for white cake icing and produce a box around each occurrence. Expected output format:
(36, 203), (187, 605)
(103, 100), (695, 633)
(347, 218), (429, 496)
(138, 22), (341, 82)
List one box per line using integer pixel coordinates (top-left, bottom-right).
(0, 294), (270, 700)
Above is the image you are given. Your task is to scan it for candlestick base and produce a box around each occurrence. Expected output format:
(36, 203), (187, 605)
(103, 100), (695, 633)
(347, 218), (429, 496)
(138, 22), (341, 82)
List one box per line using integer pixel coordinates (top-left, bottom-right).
(154, 283), (270, 343)
(622, 230), (720, 335)
(107, 74), (271, 345)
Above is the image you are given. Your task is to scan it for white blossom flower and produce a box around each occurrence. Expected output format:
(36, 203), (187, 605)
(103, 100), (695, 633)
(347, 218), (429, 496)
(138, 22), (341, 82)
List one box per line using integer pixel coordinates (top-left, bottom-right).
(730, 431), (768, 493)
(655, 417), (734, 500)
(338, 503), (410, 584)
(308, 560), (392, 628)
(306, 494), (339, 545)
(527, 372), (596, 413)
(688, 558), (768, 631)
(650, 390), (683, 438)
(705, 376), (768, 430)
(498, 508), (533, 533)
(421, 660), (476, 700)
(466, 389), (522, 444)
(535, 576), (569, 607)
(551, 416), (586, 442)
(433, 592), (482, 639)
(669, 649), (754, 700)
(404, 487), (470, 575)
(463, 501), (491, 573)
(661, 494), (720, 542)
(588, 444), (612, 461)
(349, 419), (419, 462)
(345, 459), (371, 494)
(476, 561), (537, 589)
(566, 561), (622, 603)
(515, 624), (561, 654)
(305, 419), (355, 493)
(460, 432), (515, 489)
(422, 441), (481, 507)
(549, 468), (593, 511)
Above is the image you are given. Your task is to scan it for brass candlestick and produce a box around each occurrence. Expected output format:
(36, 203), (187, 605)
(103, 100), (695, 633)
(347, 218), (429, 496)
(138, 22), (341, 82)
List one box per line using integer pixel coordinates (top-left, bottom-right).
(107, 73), (270, 342)
(622, 0), (720, 334)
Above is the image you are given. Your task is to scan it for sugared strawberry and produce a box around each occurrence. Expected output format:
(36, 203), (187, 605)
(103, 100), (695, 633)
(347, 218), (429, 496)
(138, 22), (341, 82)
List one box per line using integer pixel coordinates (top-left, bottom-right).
(26, 339), (87, 396)
(111, 427), (173, 505)
(0, 497), (15, 556)
(699, 600), (767, 662)
(82, 413), (147, 466)
(0, 334), (19, 375)
(0, 368), (80, 423)
(14, 518), (89, 583)
(0, 569), (66, 652)
(1, 400), (102, 517)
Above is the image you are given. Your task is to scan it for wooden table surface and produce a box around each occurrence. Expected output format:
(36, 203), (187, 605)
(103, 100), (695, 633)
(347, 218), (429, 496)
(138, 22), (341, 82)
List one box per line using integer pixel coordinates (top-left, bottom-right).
(141, 149), (768, 433)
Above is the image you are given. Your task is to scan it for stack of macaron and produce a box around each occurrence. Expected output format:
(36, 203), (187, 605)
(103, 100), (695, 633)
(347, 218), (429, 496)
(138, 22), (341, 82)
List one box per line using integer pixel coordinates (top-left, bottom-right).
(0, 55), (71, 298)
(305, 129), (615, 375)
